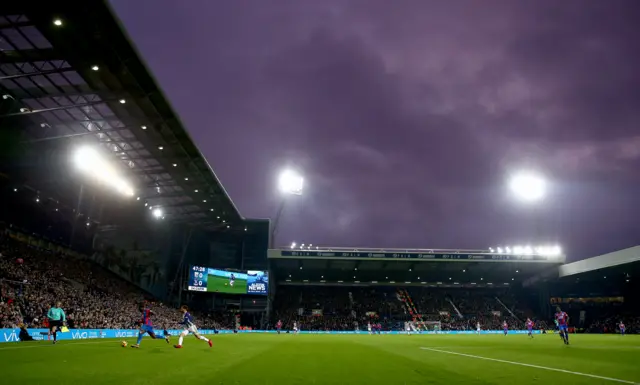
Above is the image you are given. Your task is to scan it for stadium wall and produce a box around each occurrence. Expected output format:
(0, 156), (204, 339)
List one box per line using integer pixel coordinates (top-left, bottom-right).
(0, 328), (541, 343)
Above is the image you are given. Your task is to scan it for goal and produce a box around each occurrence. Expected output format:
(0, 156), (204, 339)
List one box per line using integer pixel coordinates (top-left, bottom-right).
(415, 320), (441, 331)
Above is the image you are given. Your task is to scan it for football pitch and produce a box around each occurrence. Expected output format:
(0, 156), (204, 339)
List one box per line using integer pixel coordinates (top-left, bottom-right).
(206, 274), (247, 294)
(2, 334), (638, 384)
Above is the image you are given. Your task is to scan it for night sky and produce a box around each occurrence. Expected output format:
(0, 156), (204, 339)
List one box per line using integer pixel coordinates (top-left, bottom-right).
(110, 0), (640, 261)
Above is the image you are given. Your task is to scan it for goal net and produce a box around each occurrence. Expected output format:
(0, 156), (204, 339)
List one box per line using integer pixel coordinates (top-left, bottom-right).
(416, 321), (441, 331)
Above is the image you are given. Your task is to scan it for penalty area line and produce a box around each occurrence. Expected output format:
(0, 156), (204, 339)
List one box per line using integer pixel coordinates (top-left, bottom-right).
(419, 347), (637, 384)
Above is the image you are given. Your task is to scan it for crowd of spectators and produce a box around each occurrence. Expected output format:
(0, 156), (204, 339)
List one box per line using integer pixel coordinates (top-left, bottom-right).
(0, 231), (234, 330)
(271, 286), (567, 332)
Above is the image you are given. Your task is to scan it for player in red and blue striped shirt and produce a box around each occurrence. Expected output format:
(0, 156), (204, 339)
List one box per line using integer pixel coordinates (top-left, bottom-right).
(526, 318), (534, 338)
(131, 303), (170, 348)
(555, 306), (570, 345)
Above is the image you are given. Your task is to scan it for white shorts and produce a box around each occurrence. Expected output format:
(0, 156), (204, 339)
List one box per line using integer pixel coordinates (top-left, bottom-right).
(183, 324), (198, 334)
(368, 328), (372, 332)
(293, 327), (298, 331)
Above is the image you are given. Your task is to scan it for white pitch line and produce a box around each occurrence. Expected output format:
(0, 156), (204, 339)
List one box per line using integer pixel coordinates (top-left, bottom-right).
(420, 347), (637, 384)
(0, 340), (124, 350)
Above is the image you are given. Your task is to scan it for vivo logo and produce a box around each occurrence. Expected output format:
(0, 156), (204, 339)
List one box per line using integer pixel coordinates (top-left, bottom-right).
(2, 331), (18, 342)
(72, 331), (89, 339)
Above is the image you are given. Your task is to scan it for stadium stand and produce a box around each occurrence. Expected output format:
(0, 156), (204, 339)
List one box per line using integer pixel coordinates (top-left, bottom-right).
(0, 1), (265, 335)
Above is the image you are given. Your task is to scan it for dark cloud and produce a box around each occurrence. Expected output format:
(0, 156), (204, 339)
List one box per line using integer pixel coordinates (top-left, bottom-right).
(111, 0), (640, 260)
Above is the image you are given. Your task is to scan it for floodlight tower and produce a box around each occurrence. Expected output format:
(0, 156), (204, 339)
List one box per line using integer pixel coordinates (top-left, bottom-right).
(270, 169), (304, 248)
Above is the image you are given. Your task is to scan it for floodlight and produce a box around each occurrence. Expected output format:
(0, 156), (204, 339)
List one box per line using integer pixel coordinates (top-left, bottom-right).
(91, 65), (99, 71)
(72, 146), (135, 197)
(152, 208), (163, 218)
(290, 242), (297, 249)
(509, 172), (546, 202)
(141, 126), (147, 130)
(119, 99), (126, 104)
(278, 169), (304, 195)
(497, 247), (503, 254)
(53, 19), (63, 26)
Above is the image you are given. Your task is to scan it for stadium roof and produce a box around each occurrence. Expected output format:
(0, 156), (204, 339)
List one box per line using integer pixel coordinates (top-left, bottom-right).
(557, 246), (639, 286)
(0, 1), (242, 232)
(269, 247), (563, 287)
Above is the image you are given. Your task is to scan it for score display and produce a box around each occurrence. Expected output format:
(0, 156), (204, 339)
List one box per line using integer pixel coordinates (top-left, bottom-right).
(188, 266), (268, 295)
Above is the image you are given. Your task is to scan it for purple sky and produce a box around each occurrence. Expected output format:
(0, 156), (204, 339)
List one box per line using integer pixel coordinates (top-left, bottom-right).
(110, 0), (640, 261)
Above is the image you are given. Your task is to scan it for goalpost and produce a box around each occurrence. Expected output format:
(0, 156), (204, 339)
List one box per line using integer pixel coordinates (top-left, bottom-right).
(415, 321), (441, 331)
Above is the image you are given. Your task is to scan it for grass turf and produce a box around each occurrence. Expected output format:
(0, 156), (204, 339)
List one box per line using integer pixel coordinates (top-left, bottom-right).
(1, 334), (638, 384)
(206, 274), (247, 294)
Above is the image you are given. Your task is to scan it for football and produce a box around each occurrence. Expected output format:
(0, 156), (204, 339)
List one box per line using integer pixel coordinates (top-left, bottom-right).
(121, 340), (128, 347)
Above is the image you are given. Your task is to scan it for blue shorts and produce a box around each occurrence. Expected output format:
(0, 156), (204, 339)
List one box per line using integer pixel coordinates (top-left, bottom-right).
(140, 324), (154, 333)
(527, 328), (533, 332)
(558, 325), (568, 332)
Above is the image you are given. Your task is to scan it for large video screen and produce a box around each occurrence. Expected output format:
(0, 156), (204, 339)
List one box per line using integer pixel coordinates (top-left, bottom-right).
(188, 266), (268, 295)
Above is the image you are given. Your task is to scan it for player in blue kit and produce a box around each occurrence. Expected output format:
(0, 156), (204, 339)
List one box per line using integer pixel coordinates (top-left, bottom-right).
(502, 321), (508, 336)
(174, 305), (212, 349)
(619, 321), (625, 336)
(555, 306), (570, 345)
(131, 303), (170, 348)
(229, 273), (236, 287)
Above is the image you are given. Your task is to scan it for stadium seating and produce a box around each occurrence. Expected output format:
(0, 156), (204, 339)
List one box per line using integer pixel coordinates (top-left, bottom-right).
(0, 228), (233, 330)
(2, 224), (637, 334)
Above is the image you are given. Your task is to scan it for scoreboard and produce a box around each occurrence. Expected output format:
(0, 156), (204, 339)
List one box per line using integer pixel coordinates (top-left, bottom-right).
(188, 266), (268, 295)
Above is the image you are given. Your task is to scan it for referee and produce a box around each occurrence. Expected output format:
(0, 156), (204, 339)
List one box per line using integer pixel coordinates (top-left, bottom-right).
(47, 301), (66, 344)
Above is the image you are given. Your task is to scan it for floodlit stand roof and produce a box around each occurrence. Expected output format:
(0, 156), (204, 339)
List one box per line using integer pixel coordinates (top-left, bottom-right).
(0, 1), (243, 232)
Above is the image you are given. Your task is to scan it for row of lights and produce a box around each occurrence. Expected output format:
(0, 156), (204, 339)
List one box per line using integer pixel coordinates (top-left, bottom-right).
(290, 272), (515, 282)
(489, 245), (562, 257)
(291, 242), (319, 250)
(13, 188), (100, 227)
(296, 266), (518, 274)
(285, 276), (513, 285)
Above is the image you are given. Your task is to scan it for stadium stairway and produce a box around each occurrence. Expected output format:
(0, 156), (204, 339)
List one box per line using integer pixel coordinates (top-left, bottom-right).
(397, 288), (427, 331)
(495, 296), (521, 322)
(446, 298), (464, 318)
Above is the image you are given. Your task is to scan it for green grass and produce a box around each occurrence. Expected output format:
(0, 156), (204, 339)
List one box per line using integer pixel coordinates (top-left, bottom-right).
(206, 274), (247, 294)
(2, 334), (639, 384)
